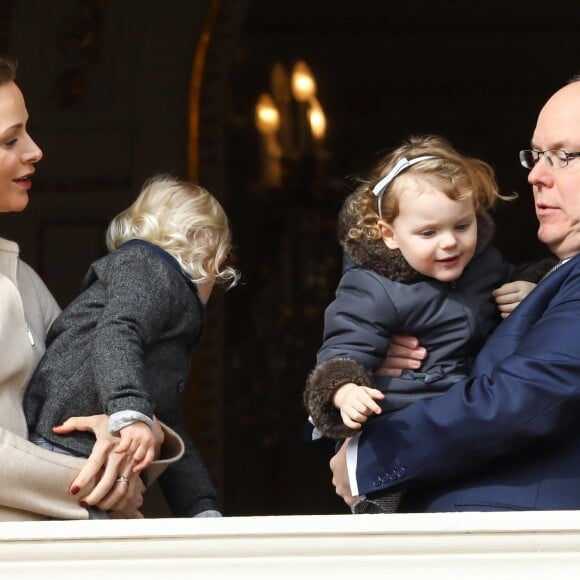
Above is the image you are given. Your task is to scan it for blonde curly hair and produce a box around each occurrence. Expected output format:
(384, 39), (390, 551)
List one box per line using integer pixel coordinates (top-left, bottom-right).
(346, 134), (514, 242)
(106, 174), (239, 289)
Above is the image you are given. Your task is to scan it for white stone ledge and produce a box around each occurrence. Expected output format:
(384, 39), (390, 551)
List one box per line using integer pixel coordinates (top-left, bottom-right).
(1, 512), (580, 578)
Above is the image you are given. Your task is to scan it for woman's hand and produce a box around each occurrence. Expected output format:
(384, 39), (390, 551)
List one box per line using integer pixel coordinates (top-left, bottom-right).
(53, 415), (145, 517)
(375, 335), (426, 377)
(97, 455), (145, 518)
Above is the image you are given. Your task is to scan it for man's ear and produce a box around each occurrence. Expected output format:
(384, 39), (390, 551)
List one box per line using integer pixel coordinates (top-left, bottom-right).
(378, 220), (399, 250)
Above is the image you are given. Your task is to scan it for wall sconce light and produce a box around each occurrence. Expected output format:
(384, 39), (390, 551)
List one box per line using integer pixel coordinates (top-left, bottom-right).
(255, 93), (283, 188)
(291, 61), (317, 103)
(308, 96), (327, 141)
(255, 60), (328, 190)
(255, 93), (280, 134)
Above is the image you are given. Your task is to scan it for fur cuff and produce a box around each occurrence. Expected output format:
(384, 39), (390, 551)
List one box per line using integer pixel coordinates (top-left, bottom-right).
(303, 357), (375, 439)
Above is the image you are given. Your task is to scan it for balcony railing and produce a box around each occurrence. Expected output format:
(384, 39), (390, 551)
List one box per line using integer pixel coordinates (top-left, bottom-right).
(1, 511), (580, 578)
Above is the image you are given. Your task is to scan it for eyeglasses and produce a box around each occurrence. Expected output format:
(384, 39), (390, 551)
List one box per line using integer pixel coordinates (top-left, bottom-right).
(519, 149), (580, 169)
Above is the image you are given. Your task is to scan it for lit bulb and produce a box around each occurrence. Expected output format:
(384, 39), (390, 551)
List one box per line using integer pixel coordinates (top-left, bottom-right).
(291, 61), (316, 102)
(308, 98), (326, 140)
(255, 93), (280, 135)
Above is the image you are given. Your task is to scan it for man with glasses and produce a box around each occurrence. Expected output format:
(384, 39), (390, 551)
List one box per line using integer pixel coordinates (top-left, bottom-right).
(330, 76), (580, 513)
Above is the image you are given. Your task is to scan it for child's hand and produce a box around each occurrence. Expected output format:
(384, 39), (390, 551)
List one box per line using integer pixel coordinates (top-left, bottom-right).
(332, 383), (384, 430)
(116, 421), (156, 473)
(493, 281), (536, 318)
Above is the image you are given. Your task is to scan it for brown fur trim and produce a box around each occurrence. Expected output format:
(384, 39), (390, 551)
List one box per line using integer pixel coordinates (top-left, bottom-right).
(337, 191), (496, 282)
(304, 357), (375, 439)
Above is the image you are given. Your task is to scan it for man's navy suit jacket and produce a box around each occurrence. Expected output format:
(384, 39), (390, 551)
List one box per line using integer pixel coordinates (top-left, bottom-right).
(352, 253), (580, 511)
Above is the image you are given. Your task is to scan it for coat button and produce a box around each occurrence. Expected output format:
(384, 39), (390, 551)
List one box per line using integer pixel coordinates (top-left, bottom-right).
(177, 381), (185, 393)
(397, 467), (406, 478)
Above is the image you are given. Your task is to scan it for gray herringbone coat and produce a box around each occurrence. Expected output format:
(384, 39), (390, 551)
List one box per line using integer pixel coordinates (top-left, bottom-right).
(25, 240), (218, 516)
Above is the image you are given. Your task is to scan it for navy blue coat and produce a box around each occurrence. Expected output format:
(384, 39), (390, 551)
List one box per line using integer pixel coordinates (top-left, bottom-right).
(304, 208), (519, 440)
(352, 254), (580, 511)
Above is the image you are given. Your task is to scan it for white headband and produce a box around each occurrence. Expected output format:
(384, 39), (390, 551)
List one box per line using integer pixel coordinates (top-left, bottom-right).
(372, 155), (437, 218)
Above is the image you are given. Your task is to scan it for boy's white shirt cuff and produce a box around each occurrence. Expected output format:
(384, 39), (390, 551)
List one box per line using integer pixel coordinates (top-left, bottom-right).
(108, 410), (154, 435)
(346, 432), (360, 496)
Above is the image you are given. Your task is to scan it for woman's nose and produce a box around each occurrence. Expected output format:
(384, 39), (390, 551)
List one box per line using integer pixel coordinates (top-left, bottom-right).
(22, 134), (43, 164)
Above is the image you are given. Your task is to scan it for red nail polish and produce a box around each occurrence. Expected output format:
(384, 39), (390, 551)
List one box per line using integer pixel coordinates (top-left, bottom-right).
(70, 486), (80, 495)
(80, 501), (88, 508)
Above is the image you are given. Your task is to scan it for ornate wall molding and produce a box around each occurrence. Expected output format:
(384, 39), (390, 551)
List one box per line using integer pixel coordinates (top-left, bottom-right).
(51, 0), (107, 107)
(189, 0), (250, 189)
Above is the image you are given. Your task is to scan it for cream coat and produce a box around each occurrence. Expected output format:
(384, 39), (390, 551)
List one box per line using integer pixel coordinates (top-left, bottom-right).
(0, 237), (183, 520)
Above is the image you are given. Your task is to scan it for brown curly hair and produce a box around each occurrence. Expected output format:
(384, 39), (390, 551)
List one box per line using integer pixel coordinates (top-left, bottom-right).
(345, 134), (515, 242)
